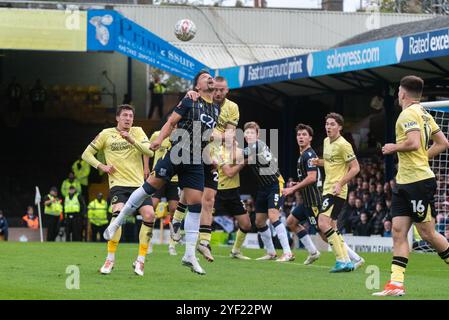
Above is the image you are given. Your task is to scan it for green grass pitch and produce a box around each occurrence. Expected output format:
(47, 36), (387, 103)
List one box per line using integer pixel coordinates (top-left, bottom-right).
(0, 242), (447, 300)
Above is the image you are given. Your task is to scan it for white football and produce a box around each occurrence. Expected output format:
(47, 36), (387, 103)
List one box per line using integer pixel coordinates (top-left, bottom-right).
(174, 19), (197, 41)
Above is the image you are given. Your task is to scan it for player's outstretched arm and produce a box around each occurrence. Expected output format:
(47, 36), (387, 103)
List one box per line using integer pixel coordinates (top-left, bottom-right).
(151, 112), (182, 150)
(428, 130), (449, 159)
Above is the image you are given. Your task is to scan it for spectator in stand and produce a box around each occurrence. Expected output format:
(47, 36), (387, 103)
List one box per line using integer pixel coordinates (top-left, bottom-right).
(375, 171), (383, 183)
(362, 191), (375, 214)
(347, 197), (364, 233)
(63, 186), (86, 242)
(362, 181), (370, 192)
(355, 181), (369, 199)
(383, 182), (392, 198)
(356, 177), (363, 188)
(44, 187), (63, 241)
(383, 220), (392, 237)
(87, 192), (109, 242)
(338, 193), (357, 233)
(61, 172), (82, 199)
(372, 183), (386, 207)
(370, 202), (386, 236)
(384, 199), (393, 221)
(354, 212), (371, 236)
(72, 157), (91, 201)
(148, 75), (166, 120)
(369, 177), (377, 187)
(369, 183), (376, 197)
(22, 206), (39, 230)
(389, 179), (396, 191)
(0, 210), (8, 241)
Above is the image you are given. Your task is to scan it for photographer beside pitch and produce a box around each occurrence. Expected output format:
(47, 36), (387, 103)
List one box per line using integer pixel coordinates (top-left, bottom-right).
(373, 75), (449, 296)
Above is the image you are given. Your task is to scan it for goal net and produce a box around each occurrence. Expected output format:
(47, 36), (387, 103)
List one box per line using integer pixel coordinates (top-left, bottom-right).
(414, 101), (449, 252)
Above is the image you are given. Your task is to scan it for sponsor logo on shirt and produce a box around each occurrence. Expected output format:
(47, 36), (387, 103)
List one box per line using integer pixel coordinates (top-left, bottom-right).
(404, 121), (418, 129)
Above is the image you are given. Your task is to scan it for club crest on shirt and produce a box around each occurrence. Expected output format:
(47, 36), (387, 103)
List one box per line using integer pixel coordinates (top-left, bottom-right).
(158, 168), (167, 177)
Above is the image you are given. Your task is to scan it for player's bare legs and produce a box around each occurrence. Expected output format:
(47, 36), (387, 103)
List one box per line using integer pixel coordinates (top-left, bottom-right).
(197, 187), (216, 262)
(416, 219), (449, 253)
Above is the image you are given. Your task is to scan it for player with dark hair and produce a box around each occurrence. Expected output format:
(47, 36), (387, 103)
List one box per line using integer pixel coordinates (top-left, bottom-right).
(311, 113), (361, 272)
(374, 75), (449, 296)
(283, 123), (321, 265)
(103, 72), (220, 275)
(82, 104), (155, 276)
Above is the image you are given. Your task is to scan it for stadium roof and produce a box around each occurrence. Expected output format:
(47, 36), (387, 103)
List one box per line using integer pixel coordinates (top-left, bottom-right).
(116, 4), (432, 67)
(172, 43), (318, 69)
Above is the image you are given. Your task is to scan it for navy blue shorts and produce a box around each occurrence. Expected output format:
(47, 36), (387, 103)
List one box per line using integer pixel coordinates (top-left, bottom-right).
(255, 183), (282, 213)
(291, 204), (319, 227)
(154, 151), (204, 192)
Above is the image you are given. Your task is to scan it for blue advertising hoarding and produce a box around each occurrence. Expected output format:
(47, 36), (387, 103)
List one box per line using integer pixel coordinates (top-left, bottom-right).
(310, 37), (399, 77)
(215, 54), (310, 89)
(400, 27), (449, 62)
(87, 10), (207, 80)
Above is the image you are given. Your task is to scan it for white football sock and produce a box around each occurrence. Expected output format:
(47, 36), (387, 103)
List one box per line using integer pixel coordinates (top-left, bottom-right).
(259, 227), (276, 255)
(299, 234), (318, 255)
(274, 223), (292, 255)
(184, 211), (201, 257)
(114, 187), (150, 226)
(345, 243), (362, 262)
